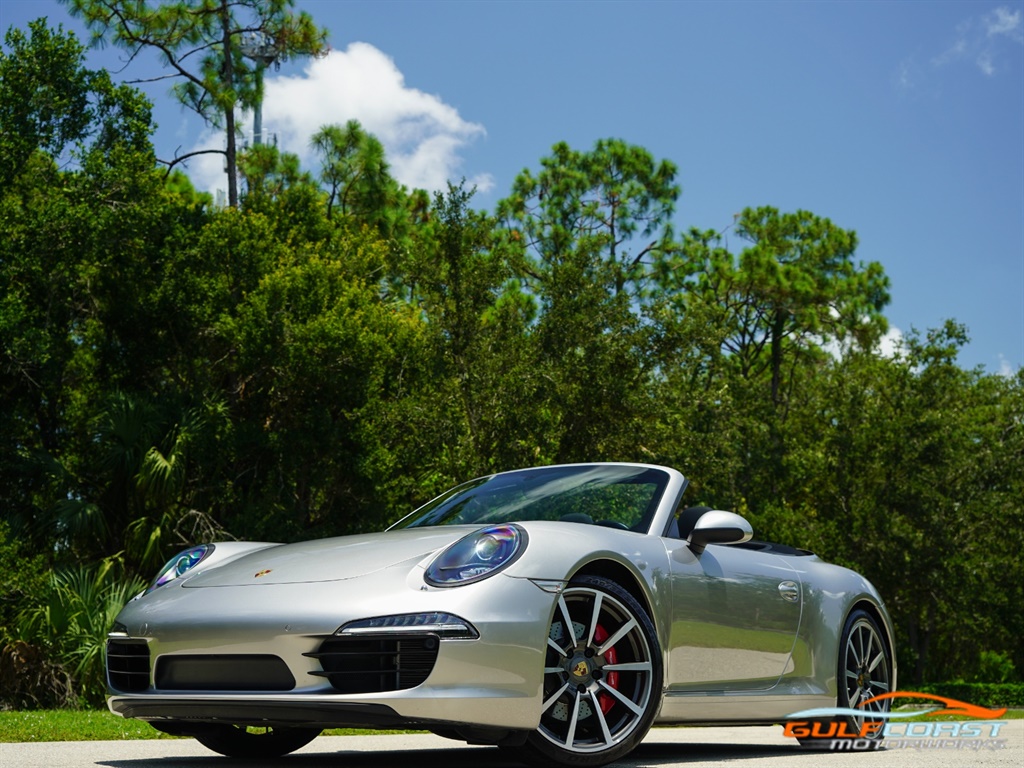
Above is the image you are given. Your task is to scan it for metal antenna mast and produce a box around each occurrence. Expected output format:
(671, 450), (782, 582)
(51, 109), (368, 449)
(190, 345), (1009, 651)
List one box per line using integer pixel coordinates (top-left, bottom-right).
(239, 32), (281, 146)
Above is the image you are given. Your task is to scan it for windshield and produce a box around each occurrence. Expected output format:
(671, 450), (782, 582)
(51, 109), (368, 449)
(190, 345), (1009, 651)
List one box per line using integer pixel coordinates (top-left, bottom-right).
(390, 464), (669, 533)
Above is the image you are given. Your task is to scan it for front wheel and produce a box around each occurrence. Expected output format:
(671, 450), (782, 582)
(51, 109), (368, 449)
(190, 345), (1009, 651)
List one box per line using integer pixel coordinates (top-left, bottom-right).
(838, 609), (892, 737)
(194, 724), (321, 758)
(515, 574), (662, 767)
(798, 608), (892, 748)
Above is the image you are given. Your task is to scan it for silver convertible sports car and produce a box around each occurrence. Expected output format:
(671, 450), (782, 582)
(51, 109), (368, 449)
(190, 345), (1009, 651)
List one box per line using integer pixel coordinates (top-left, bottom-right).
(106, 463), (896, 766)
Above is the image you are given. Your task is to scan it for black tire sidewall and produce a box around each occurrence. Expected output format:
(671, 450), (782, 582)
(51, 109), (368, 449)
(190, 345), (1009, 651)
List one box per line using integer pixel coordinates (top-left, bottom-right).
(194, 724), (321, 758)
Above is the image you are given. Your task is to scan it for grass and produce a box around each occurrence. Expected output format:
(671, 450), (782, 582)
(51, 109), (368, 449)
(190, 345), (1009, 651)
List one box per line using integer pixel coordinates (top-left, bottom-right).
(0, 710), (424, 743)
(888, 707), (1024, 722)
(0, 710), (181, 742)
(2, 707), (1021, 743)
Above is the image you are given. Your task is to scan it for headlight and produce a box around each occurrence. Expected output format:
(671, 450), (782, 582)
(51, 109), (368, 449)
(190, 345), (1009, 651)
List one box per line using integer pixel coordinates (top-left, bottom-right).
(424, 524), (527, 587)
(146, 544), (213, 593)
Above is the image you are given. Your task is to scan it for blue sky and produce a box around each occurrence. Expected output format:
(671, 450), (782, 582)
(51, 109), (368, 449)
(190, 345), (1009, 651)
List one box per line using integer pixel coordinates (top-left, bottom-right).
(3, 0), (1022, 374)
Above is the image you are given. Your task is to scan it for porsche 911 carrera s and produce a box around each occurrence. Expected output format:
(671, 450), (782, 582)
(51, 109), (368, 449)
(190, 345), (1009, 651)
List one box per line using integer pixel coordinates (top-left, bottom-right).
(106, 462), (896, 765)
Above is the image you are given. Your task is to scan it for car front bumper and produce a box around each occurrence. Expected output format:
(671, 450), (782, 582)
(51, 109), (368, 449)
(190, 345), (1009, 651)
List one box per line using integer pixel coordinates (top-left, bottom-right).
(107, 568), (558, 731)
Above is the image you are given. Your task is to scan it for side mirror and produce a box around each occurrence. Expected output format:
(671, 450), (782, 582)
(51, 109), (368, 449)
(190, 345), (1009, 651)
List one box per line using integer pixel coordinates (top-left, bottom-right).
(688, 510), (753, 555)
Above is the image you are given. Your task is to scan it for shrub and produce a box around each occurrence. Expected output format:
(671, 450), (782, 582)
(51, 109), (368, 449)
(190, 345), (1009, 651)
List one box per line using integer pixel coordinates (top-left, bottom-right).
(9, 560), (146, 708)
(0, 640), (76, 710)
(915, 683), (1024, 709)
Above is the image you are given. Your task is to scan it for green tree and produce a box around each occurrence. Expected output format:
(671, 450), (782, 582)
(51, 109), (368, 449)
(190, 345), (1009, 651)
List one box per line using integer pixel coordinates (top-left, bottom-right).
(310, 120), (434, 307)
(50, 392), (230, 573)
(237, 142), (313, 201)
(498, 138), (680, 298)
(312, 120), (396, 224)
(496, 139), (680, 461)
(63, 0), (328, 206)
(782, 324), (1023, 684)
(0, 21), (166, 557)
(391, 182), (541, 478)
(666, 208), (890, 408)
(0, 18), (155, 185)
(652, 208), (890, 507)
(213, 223), (429, 538)
(0, 20), (93, 187)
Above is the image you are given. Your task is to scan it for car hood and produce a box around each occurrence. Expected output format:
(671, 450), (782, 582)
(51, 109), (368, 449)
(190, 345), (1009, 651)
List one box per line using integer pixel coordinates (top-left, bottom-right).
(181, 527), (474, 587)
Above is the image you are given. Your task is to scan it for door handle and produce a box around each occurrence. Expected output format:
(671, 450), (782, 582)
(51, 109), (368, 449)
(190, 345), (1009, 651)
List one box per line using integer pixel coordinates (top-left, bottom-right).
(778, 581), (800, 603)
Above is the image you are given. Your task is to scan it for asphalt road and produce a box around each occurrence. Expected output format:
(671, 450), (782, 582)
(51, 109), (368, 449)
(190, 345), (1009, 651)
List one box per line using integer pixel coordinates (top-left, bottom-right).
(2, 723), (1021, 768)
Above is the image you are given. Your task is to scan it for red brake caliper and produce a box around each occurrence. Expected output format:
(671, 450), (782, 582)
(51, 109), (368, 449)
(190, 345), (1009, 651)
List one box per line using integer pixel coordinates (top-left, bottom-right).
(593, 624), (619, 714)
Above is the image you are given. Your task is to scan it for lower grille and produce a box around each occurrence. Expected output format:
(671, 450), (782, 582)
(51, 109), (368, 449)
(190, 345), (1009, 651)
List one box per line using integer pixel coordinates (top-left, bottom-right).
(307, 634), (439, 694)
(155, 655), (295, 691)
(107, 640), (151, 692)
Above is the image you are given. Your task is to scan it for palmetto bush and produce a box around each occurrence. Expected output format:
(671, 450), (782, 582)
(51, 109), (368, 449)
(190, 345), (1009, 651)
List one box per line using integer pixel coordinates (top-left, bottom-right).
(7, 560), (146, 708)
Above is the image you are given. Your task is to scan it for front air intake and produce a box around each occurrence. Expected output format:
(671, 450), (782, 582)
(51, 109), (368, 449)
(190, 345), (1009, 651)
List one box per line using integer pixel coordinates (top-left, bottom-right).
(306, 634), (439, 693)
(154, 654), (295, 691)
(106, 640), (151, 692)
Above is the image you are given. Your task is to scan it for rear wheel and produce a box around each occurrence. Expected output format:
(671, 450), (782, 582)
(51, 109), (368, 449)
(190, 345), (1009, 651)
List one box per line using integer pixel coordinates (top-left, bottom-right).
(194, 724), (321, 758)
(514, 575), (662, 767)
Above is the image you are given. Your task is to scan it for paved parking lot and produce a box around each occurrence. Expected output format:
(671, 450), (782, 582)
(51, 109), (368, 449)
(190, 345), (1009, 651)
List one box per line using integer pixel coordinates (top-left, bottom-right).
(2, 722), (1021, 768)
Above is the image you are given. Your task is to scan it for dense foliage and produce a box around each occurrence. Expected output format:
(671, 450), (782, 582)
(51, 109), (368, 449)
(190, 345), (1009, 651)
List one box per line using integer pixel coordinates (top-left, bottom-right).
(1, 18), (1021, 708)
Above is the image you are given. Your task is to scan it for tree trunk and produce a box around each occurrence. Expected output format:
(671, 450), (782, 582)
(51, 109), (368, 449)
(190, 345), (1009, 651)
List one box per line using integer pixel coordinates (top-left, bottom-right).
(219, 1), (238, 207)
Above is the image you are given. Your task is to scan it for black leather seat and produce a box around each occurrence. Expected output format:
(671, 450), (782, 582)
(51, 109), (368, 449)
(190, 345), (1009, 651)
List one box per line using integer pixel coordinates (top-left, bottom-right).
(668, 506), (713, 539)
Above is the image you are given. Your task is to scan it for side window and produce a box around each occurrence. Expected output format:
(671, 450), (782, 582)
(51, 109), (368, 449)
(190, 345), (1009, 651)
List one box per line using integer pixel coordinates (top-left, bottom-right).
(534, 483), (658, 528)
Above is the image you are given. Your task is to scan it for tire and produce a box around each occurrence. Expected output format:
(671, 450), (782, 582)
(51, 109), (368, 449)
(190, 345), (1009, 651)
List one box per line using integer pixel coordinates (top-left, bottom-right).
(799, 608), (892, 749)
(193, 724), (321, 758)
(513, 575), (662, 767)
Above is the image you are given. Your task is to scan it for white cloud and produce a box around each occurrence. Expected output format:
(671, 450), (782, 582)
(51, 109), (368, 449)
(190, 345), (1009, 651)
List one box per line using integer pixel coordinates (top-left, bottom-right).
(932, 36), (969, 68)
(997, 354), (1016, 377)
(816, 316), (903, 361)
(188, 132), (229, 202)
(188, 42), (493, 198)
(976, 49), (996, 76)
(893, 58), (918, 92)
(877, 326), (904, 359)
(905, 5), (1024, 87)
(985, 6), (1024, 40)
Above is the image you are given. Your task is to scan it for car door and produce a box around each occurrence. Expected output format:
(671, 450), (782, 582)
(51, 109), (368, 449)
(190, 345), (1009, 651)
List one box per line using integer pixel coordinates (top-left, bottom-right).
(663, 538), (802, 691)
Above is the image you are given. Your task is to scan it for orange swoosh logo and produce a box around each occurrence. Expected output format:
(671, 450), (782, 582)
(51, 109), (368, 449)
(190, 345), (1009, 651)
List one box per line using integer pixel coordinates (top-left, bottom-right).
(861, 691), (1006, 719)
